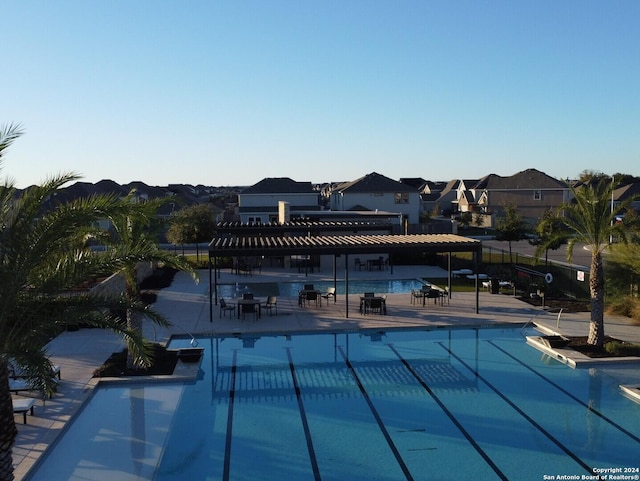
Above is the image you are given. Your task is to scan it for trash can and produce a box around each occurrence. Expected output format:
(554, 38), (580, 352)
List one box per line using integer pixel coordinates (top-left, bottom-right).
(490, 278), (500, 294)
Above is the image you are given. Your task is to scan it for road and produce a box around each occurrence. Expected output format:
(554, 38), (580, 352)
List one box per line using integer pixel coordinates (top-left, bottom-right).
(481, 239), (592, 271)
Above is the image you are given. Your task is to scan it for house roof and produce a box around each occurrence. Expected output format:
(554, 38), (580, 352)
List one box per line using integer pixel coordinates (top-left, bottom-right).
(399, 177), (427, 190)
(334, 172), (414, 194)
(614, 183), (640, 202)
(474, 169), (566, 190)
(241, 177), (315, 194)
(459, 191), (476, 205)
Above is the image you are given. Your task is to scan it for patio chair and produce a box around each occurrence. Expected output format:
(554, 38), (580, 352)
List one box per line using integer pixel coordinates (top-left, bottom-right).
(304, 284), (314, 291)
(440, 288), (450, 305)
(219, 298), (236, 318)
(321, 287), (336, 304)
(366, 297), (384, 315)
(241, 302), (258, 322)
(354, 258), (364, 271)
(263, 296), (277, 316)
(410, 289), (424, 305)
(304, 290), (319, 307)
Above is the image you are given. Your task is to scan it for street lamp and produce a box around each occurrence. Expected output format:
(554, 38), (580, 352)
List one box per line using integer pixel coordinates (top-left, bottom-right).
(610, 174), (615, 244)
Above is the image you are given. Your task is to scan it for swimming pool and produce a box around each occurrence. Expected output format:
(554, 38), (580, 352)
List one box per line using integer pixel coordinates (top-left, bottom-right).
(216, 278), (427, 298)
(27, 327), (640, 481)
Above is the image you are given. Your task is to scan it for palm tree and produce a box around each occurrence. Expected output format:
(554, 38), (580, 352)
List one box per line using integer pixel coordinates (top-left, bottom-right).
(560, 179), (637, 347)
(102, 190), (198, 369)
(0, 125), (169, 481)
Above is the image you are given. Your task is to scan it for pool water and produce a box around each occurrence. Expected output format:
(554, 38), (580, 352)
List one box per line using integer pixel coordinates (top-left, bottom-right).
(27, 327), (640, 481)
(216, 278), (426, 298)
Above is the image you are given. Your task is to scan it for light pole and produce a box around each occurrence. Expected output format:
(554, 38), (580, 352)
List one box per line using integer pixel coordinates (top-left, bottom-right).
(610, 174), (615, 244)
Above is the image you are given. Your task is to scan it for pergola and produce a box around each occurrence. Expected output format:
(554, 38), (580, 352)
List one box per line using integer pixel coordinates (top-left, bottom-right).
(207, 221), (483, 320)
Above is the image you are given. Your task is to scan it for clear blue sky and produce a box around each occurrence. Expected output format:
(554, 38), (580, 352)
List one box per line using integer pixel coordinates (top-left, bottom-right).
(3, 1), (639, 188)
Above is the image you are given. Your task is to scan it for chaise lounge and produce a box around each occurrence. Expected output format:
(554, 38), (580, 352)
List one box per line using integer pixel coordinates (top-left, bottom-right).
(13, 398), (36, 424)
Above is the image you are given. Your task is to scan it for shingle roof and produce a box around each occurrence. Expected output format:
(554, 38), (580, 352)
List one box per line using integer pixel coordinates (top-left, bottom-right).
(241, 177), (315, 194)
(474, 169), (566, 190)
(614, 183), (640, 201)
(335, 172), (414, 193)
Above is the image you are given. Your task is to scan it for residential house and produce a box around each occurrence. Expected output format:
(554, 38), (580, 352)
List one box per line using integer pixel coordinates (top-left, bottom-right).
(416, 180), (446, 216)
(473, 168), (571, 224)
(434, 178), (480, 216)
(238, 177), (320, 224)
(613, 182), (640, 216)
(329, 172), (420, 229)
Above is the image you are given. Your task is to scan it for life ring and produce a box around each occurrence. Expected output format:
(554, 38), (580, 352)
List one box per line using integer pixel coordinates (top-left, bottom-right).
(545, 273), (553, 284)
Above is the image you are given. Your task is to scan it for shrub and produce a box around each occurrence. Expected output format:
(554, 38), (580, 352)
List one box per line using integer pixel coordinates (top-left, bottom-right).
(604, 340), (640, 357)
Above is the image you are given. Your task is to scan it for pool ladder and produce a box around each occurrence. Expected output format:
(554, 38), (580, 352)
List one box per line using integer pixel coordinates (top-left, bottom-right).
(520, 308), (563, 337)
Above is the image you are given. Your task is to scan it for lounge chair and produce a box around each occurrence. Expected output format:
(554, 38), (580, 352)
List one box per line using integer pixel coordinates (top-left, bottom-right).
(13, 398), (36, 424)
(9, 378), (49, 399)
(9, 360), (61, 380)
(263, 296), (277, 316)
(219, 298), (236, 318)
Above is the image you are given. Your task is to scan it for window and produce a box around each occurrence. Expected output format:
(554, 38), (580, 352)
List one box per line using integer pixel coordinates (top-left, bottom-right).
(395, 192), (409, 204)
(533, 190), (541, 200)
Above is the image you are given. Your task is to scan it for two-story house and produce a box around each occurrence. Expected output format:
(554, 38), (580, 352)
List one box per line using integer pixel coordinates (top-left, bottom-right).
(329, 172), (420, 229)
(473, 168), (571, 224)
(238, 177), (320, 224)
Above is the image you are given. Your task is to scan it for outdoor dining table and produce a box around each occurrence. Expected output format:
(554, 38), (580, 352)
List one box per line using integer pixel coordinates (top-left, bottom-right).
(236, 298), (262, 319)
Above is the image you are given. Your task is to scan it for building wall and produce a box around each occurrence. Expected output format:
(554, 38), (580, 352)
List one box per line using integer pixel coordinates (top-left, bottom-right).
(330, 191), (420, 224)
(239, 192), (318, 208)
(238, 192), (319, 223)
(483, 188), (568, 222)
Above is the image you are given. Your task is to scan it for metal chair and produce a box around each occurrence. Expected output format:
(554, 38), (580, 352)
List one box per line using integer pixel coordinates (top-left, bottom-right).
(367, 297), (384, 315)
(410, 289), (424, 305)
(321, 287), (336, 304)
(220, 298), (236, 318)
(304, 290), (318, 307)
(241, 302), (258, 321)
(263, 296), (277, 316)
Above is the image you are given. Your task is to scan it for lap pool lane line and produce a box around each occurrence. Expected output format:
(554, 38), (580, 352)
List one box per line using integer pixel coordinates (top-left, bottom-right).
(222, 350), (238, 481)
(436, 342), (603, 480)
(337, 346), (416, 481)
(386, 345), (509, 481)
(285, 348), (322, 481)
(486, 340), (640, 445)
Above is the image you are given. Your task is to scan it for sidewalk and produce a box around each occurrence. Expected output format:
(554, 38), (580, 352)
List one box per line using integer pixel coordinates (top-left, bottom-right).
(12, 265), (640, 480)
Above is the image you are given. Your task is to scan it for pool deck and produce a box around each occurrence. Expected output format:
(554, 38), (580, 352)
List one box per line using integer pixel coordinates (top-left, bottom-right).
(12, 265), (640, 480)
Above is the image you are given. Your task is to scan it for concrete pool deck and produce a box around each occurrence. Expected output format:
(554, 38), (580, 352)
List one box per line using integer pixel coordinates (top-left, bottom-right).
(12, 265), (640, 480)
